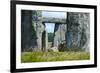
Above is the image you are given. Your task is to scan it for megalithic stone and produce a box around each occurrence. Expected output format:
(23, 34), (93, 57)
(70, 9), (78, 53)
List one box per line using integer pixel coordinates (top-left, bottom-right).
(21, 10), (45, 52)
(79, 13), (90, 52)
(66, 12), (90, 52)
(21, 10), (37, 52)
(53, 23), (67, 51)
(42, 30), (48, 52)
(45, 30), (48, 51)
(32, 11), (45, 51)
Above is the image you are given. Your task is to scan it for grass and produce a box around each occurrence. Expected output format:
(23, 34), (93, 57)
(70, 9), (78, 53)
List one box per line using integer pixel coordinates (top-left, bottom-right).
(21, 52), (90, 63)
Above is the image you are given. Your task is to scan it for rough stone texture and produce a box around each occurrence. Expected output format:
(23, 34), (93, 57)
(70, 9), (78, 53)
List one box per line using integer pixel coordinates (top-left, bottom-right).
(66, 12), (90, 52)
(53, 24), (67, 50)
(42, 30), (48, 52)
(42, 17), (66, 23)
(48, 46), (58, 52)
(32, 10), (45, 51)
(21, 10), (37, 52)
(58, 41), (66, 51)
(45, 31), (48, 50)
(21, 10), (48, 52)
(32, 11), (48, 52)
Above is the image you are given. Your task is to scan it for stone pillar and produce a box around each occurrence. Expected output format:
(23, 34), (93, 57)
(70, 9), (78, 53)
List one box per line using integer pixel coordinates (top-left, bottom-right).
(32, 11), (45, 51)
(66, 12), (90, 52)
(45, 30), (48, 51)
(53, 23), (67, 51)
(21, 10), (36, 52)
(79, 13), (90, 52)
(42, 30), (48, 52)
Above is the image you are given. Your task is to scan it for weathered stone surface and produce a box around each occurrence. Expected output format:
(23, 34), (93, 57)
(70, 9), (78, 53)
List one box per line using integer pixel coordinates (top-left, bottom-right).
(32, 10), (45, 51)
(66, 12), (90, 52)
(21, 10), (37, 52)
(32, 11), (49, 52)
(21, 10), (47, 52)
(53, 24), (67, 51)
(58, 41), (66, 51)
(48, 46), (58, 52)
(41, 30), (48, 52)
(42, 17), (66, 23)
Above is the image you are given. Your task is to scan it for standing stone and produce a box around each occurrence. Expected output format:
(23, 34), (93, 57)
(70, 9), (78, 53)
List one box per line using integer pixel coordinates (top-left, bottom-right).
(22, 10), (48, 52)
(32, 11), (45, 51)
(79, 13), (90, 52)
(66, 12), (90, 52)
(45, 30), (48, 51)
(53, 23), (67, 51)
(21, 10), (37, 52)
(42, 30), (48, 52)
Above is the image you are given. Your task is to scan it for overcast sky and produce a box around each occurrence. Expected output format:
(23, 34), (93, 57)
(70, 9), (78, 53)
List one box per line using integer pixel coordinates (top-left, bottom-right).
(42, 11), (66, 18)
(45, 23), (55, 33)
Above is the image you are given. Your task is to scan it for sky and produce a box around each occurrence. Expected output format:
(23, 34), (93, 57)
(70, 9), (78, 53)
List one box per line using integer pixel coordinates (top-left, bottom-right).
(42, 11), (66, 18)
(45, 23), (55, 33)
(42, 11), (66, 33)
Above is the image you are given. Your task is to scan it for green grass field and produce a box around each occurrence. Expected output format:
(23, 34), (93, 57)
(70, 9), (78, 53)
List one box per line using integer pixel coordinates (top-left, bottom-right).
(21, 52), (90, 63)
